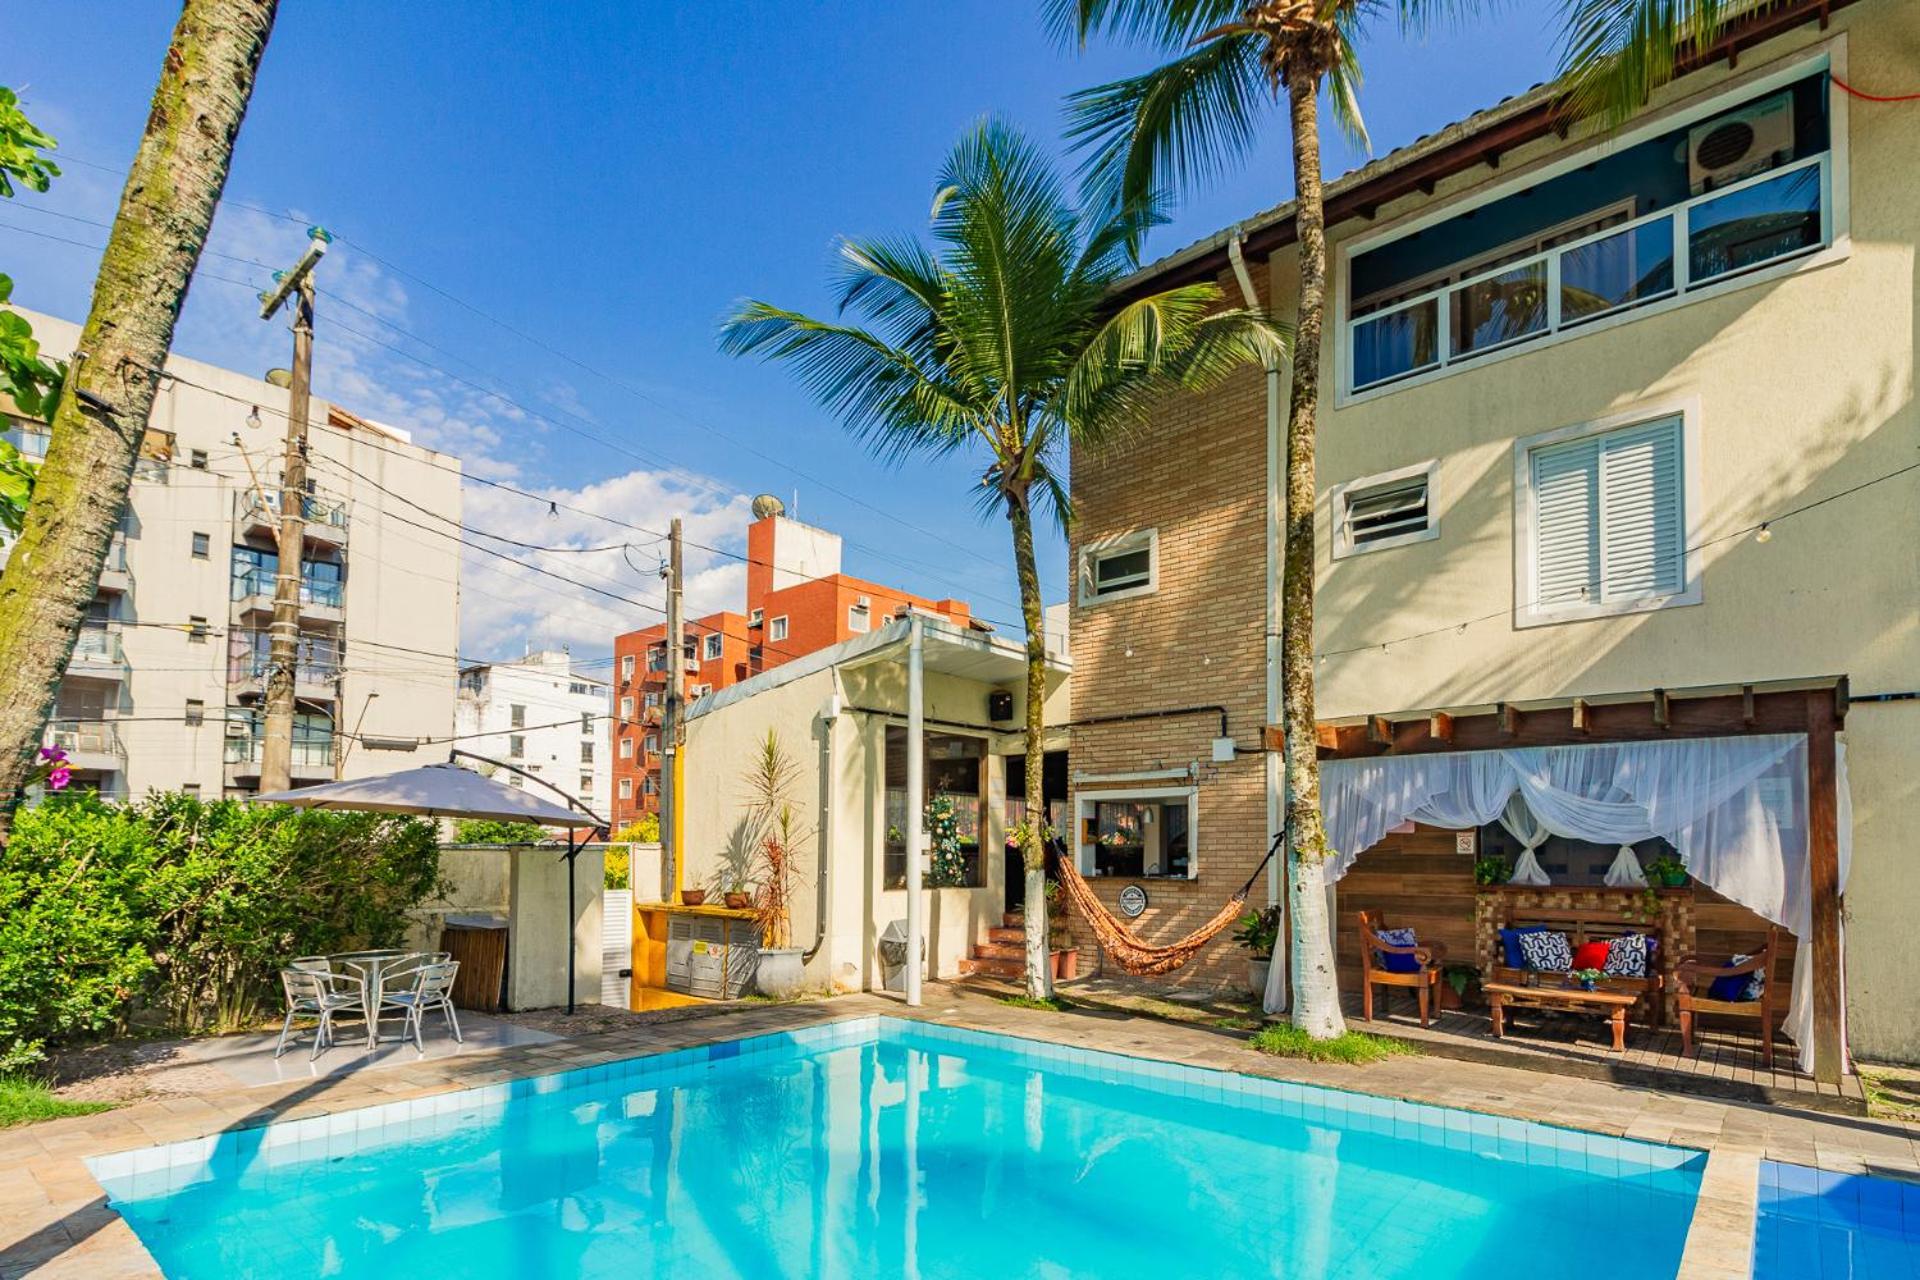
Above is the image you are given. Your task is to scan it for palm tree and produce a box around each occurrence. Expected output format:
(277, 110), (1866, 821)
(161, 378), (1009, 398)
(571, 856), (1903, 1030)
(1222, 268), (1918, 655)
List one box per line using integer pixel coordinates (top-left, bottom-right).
(0, 0), (278, 826)
(722, 119), (1285, 998)
(1052, 1), (1450, 1037)
(1556, 1), (1786, 127)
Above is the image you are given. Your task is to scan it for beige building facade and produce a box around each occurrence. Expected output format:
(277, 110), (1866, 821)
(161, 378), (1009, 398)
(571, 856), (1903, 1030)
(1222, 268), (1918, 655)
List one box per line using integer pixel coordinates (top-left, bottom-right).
(7, 311), (463, 800)
(668, 615), (1070, 995)
(1070, 1), (1920, 1063)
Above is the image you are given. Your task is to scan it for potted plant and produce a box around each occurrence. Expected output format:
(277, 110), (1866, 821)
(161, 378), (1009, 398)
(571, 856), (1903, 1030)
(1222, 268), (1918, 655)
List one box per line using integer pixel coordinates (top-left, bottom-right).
(1441, 962), (1481, 1010)
(1474, 855), (1513, 887)
(1644, 851), (1690, 888)
(723, 878), (752, 910)
(680, 888), (708, 906)
(746, 729), (808, 999)
(1571, 967), (1605, 992)
(1043, 877), (1078, 979)
(1232, 906), (1281, 996)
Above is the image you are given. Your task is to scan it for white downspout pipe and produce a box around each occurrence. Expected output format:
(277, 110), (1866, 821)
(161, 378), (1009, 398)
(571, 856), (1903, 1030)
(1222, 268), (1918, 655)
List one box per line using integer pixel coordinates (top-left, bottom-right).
(1229, 227), (1290, 1015)
(904, 614), (926, 1007)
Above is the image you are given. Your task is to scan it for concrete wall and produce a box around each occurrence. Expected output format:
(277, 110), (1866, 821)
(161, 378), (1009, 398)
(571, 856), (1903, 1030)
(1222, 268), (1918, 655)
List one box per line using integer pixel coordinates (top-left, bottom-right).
(507, 845), (604, 1011)
(404, 844), (511, 953)
(1069, 1), (1920, 1057)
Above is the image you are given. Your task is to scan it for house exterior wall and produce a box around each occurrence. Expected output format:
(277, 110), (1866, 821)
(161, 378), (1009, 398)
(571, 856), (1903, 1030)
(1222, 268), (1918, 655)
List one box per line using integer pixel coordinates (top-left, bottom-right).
(677, 630), (1069, 995)
(453, 651), (611, 820)
(1068, 0), (1920, 1061)
(9, 310), (461, 800)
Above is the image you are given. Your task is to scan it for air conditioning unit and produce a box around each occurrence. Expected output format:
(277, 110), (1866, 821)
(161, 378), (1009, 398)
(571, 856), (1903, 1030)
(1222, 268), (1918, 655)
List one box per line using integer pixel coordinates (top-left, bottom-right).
(224, 719), (252, 739)
(1688, 92), (1794, 193)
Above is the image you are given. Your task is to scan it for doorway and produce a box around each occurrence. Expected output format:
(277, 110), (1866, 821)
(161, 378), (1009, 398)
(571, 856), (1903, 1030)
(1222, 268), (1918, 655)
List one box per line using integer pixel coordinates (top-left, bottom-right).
(1003, 751), (1069, 916)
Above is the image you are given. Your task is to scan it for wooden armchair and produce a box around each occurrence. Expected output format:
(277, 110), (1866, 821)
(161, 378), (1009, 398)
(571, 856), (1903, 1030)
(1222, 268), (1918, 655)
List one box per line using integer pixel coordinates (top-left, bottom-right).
(1676, 926), (1780, 1066)
(1357, 910), (1448, 1028)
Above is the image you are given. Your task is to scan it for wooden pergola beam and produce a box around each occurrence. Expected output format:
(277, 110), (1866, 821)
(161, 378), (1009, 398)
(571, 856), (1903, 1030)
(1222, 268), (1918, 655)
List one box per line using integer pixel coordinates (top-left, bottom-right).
(1806, 689), (1844, 1084)
(1571, 698), (1592, 734)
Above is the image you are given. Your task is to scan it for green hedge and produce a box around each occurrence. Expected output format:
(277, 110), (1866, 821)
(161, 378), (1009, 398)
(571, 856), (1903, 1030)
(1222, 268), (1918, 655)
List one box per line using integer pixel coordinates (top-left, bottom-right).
(0, 792), (441, 1069)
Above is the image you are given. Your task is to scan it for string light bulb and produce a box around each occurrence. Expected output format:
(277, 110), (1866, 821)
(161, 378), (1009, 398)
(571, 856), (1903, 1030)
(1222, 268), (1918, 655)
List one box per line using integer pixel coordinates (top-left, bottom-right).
(246, 405), (262, 430)
(547, 501), (560, 521)
(1755, 522), (1773, 544)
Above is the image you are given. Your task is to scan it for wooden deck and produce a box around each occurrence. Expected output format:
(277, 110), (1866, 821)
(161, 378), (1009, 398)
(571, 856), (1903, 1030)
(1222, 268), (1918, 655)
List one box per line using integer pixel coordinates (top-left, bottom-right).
(1345, 989), (1865, 1113)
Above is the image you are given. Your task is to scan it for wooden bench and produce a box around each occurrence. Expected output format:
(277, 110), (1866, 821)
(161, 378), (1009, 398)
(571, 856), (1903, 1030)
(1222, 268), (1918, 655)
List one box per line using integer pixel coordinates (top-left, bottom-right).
(1484, 906), (1665, 1028)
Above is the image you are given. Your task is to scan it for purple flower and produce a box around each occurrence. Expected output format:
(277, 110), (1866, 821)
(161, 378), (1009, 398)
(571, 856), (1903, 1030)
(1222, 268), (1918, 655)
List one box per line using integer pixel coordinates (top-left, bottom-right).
(47, 766), (71, 791)
(39, 745), (67, 764)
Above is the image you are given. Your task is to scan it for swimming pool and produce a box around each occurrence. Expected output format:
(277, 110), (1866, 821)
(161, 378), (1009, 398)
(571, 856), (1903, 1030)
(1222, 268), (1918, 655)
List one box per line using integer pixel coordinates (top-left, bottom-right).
(1756, 1158), (1920, 1278)
(90, 1016), (1705, 1279)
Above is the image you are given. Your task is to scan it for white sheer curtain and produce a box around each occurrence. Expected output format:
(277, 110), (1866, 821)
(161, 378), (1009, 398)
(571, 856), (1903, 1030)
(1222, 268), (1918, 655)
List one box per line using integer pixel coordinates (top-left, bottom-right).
(1297, 734), (1844, 1074)
(1497, 794), (1552, 885)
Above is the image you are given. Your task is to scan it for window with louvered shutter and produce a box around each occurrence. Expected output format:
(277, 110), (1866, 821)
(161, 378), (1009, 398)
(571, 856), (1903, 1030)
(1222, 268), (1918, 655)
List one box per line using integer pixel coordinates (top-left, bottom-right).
(1336, 466), (1437, 556)
(1525, 415), (1686, 620)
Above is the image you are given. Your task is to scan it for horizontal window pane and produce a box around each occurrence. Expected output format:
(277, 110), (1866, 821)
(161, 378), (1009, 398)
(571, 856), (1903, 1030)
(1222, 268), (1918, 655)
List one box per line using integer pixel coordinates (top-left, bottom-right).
(1093, 547), (1150, 592)
(1451, 262), (1547, 357)
(1687, 165), (1822, 284)
(1561, 217), (1677, 324)
(1351, 298), (1438, 389)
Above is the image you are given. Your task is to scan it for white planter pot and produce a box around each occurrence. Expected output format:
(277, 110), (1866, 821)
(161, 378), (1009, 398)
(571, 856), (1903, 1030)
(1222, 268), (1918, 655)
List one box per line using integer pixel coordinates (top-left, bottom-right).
(1248, 957), (1271, 997)
(755, 947), (806, 999)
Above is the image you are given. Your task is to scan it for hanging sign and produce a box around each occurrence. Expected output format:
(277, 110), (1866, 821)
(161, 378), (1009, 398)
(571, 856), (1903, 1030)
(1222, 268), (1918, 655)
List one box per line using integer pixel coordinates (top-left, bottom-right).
(1117, 884), (1149, 918)
(1455, 831), (1478, 856)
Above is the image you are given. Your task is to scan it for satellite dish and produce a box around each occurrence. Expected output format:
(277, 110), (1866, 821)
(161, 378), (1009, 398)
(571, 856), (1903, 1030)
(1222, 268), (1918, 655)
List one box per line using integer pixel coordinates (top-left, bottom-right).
(751, 493), (786, 519)
(265, 368), (293, 388)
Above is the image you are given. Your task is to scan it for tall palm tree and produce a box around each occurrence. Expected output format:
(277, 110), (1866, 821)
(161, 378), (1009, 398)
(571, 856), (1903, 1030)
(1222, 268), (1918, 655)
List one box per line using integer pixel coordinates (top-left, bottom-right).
(1052, 1), (1449, 1037)
(722, 119), (1285, 999)
(0, 0), (279, 826)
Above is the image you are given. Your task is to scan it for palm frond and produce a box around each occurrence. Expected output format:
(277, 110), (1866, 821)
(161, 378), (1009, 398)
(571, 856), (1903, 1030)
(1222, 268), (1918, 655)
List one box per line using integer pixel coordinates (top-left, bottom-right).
(1042, 0), (1250, 50)
(1557, 0), (1776, 127)
(1065, 31), (1271, 223)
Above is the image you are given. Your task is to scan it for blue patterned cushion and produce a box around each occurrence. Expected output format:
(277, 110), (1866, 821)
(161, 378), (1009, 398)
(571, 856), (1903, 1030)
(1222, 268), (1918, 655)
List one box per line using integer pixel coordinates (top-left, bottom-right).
(1604, 933), (1651, 978)
(1516, 930), (1572, 972)
(1709, 954), (1766, 1002)
(1375, 927), (1421, 974)
(1498, 925), (1547, 968)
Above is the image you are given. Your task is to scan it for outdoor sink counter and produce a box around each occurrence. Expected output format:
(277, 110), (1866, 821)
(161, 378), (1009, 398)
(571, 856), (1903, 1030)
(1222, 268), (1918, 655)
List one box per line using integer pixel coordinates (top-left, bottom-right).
(88, 1016), (1706, 1279)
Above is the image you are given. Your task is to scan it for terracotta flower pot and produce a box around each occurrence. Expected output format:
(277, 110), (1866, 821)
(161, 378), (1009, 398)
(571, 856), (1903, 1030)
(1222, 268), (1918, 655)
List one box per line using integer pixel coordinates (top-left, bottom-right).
(1051, 949), (1079, 980)
(680, 889), (708, 906)
(724, 892), (751, 909)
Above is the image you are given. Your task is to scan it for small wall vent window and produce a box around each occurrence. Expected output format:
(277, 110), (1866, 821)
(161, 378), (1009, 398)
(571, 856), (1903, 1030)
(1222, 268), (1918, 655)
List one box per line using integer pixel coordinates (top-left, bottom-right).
(1079, 530), (1157, 604)
(1334, 465), (1437, 558)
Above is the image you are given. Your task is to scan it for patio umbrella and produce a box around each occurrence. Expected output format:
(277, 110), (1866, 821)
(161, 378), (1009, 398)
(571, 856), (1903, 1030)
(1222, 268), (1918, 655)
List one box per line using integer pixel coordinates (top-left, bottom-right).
(256, 760), (604, 1013)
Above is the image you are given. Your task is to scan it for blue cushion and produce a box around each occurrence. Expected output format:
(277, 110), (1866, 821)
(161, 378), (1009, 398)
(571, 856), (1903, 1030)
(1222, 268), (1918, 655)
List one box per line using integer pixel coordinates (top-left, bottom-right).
(1374, 927), (1421, 973)
(1498, 925), (1547, 968)
(1709, 953), (1765, 1001)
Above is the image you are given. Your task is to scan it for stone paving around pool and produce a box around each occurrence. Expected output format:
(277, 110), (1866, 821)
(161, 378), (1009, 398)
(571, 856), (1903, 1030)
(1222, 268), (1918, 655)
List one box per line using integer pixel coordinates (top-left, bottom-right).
(3, 984), (1915, 1280)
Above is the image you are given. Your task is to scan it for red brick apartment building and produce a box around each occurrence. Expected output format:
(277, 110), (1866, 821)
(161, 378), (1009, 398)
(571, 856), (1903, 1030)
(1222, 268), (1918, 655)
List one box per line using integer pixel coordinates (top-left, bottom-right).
(608, 501), (970, 828)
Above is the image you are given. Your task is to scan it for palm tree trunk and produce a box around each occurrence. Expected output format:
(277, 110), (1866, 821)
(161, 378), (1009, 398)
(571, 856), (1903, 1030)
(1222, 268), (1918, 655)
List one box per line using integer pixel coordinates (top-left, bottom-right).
(0, 0), (277, 827)
(1282, 71), (1345, 1039)
(1008, 495), (1054, 999)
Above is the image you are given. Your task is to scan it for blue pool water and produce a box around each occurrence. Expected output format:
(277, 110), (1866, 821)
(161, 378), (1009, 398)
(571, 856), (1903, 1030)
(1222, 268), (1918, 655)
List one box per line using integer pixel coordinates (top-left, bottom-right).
(1756, 1159), (1920, 1278)
(92, 1017), (1704, 1279)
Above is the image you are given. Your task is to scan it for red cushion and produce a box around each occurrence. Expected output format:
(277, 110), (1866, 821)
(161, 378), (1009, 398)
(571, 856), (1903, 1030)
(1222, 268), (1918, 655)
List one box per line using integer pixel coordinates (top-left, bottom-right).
(1572, 941), (1612, 972)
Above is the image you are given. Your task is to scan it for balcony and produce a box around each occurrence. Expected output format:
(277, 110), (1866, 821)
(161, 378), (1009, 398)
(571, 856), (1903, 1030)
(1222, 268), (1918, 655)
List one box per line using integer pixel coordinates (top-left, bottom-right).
(43, 719), (126, 772)
(236, 487), (349, 547)
(67, 625), (128, 683)
(97, 536), (131, 594)
(230, 565), (345, 625)
(227, 631), (342, 701)
(223, 733), (335, 785)
(1347, 153), (1830, 395)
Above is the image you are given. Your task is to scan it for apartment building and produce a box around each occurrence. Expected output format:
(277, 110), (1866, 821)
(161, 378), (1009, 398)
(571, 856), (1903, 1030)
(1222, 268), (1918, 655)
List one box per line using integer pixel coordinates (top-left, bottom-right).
(1068, 0), (1917, 1070)
(8, 310), (461, 800)
(454, 650), (611, 819)
(608, 497), (972, 829)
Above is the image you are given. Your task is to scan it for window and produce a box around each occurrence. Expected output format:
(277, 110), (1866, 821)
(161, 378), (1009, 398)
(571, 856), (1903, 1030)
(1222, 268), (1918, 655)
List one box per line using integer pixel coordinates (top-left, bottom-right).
(1075, 788), (1198, 880)
(647, 644), (666, 672)
(580, 712), (593, 734)
(619, 695), (634, 719)
(1343, 69), (1837, 397)
(768, 615), (789, 643)
(690, 683), (712, 697)
(645, 732), (660, 753)
(190, 532), (210, 559)
(508, 734), (526, 758)
(620, 654), (635, 680)
(884, 728), (985, 890)
(182, 783), (201, 796)
(642, 774), (658, 796)
(643, 691), (661, 710)
(580, 774), (593, 794)
(1516, 410), (1695, 626)
(189, 449), (208, 470)
(848, 602), (871, 633)
(619, 777), (634, 799)
(187, 615), (209, 643)
(749, 609), (764, 627)
(580, 742), (594, 764)
(508, 774), (524, 789)
(620, 737), (634, 759)
(704, 632), (723, 660)
(568, 680), (589, 694)
(510, 704), (526, 729)
(1078, 529), (1157, 604)
(1332, 462), (1438, 558)
(184, 699), (205, 727)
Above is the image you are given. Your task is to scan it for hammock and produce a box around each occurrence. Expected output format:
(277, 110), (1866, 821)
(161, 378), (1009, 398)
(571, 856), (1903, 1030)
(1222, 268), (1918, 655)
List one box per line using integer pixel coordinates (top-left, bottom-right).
(1056, 834), (1282, 977)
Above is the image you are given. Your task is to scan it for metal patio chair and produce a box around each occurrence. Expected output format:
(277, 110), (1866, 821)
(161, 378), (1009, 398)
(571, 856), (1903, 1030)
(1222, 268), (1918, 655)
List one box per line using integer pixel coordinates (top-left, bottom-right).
(375, 959), (462, 1051)
(275, 966), (367, 1061)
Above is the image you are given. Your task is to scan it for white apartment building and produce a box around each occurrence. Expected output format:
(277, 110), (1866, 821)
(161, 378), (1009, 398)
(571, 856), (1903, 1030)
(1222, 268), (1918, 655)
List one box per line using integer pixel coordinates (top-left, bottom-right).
(454, 650), (610, 820)
(7, 310), (463, 800)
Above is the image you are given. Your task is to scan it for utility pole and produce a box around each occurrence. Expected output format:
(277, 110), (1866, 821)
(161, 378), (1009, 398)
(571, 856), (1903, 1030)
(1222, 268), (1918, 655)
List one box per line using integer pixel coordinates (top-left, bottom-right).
(660, 517), (684, 902)
(257, 228), (329, 793)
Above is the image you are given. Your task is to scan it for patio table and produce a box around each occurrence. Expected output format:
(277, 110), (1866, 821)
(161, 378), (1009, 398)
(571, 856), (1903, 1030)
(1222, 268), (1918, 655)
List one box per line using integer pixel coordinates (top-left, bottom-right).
(1483, 980), (1640, 1052)
(329, 950), (412, 1048)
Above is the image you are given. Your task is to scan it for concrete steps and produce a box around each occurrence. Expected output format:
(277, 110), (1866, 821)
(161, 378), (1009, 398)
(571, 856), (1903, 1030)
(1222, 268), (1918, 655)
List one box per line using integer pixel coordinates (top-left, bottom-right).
(960, 912), (1079, 981)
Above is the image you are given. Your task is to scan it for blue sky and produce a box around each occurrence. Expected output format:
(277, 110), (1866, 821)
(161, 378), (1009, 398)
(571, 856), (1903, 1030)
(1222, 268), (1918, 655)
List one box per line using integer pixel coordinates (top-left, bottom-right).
(4, 2), (1562, 661)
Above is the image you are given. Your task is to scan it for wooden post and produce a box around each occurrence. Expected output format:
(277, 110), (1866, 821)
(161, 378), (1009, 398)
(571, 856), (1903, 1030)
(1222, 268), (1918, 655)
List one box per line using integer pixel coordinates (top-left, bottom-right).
(1805, 689), (1843, 1084)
